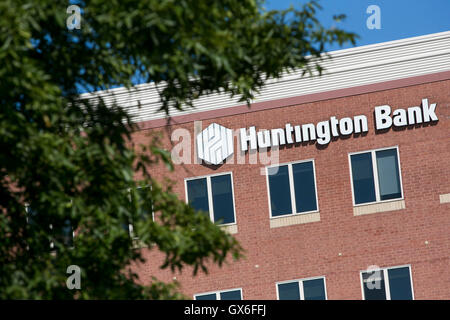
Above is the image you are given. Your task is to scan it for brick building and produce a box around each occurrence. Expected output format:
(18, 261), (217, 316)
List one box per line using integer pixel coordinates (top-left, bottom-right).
(86, 31), (450, 299)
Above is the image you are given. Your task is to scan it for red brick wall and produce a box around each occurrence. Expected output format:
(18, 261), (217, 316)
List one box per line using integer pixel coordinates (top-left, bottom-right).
(130, 79), (450, 299)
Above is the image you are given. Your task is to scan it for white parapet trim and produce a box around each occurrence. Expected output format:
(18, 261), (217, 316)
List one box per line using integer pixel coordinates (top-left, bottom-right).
(79, 31), (450, 125)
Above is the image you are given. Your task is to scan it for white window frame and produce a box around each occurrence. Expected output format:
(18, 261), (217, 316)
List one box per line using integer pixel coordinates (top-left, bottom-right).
(184, 172), (237, 226)
(359, 264), (415, 300)
(348, 146), (404, 207)
(194, 288), (243, 300)
(265, 159), (319, 219)
(276, 276), (327, 300)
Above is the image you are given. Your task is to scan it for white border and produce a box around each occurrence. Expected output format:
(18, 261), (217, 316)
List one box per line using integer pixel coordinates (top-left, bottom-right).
(360, 264), (414, 300)
(348, 146), (404, 207)
(193, 287), (243, 300)
(275, 276), (327, 300)
(184, 171), (237, 226)
(265, 159), (320, 220)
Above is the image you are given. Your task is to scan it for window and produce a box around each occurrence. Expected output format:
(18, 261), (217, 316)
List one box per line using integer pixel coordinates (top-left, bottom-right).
(349, 147), (403, 205)
(127, 186), (154, 239)
(277, 277), (327, 300)
(135, 186), (154, 220)
(185, 173), (236, 225)
(266, 160), (318, 218)
(51, 219), (74, 248)
(361, 265), (414, 300)
(26, 205), (74, 250)
(194, 288), (242, 300)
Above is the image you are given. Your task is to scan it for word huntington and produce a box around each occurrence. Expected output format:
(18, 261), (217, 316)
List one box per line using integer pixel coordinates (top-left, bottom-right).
(240, 114), (369, 150)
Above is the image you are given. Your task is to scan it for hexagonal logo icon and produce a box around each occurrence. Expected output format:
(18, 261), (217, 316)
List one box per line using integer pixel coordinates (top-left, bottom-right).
(197, 123), (233, 165)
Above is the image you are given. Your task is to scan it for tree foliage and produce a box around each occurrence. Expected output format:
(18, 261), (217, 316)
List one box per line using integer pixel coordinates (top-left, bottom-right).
(0, 0), (356, 299)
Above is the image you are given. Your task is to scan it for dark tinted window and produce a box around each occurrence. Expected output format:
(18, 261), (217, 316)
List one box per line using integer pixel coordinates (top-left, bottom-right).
(388, 267), (413, 300)
(268, 166), (292, 217)
(122, 222), (131, 236)
(220, 290), (242, 300)
(187, 178), (209, 215)
(211, 175), (235, 224)
(278, 282), (300, 300)
(27, 206), (73, 249)
(136, 187), (153, 219)
(292, 162), (317, 213)
(55, 219), (74, 248)
(195, 293), (217, 300)
(376, 149), (402, 201)
(362, 270), (387, 300)
(26, 206), (38, 223)
(303, 278), (326, 300)
(128, 187), (153, 238)
(351, 153), (376, 204)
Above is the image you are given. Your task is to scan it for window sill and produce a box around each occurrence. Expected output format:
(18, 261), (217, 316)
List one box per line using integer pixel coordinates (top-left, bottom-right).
(353, 199), (405, 216)
(439, 193), (450, 204)
(269, 211), (320, 229)
(132, 238), (149, 249)
(220, 224), (238, 234)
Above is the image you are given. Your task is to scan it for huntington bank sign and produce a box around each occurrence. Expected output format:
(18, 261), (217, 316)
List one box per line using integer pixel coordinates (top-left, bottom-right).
(192, 98), (438, 165)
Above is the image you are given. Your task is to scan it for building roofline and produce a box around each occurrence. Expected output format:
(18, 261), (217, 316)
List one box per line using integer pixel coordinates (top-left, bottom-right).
(136, 70), (450, 130)
(79, 31), (450, 128)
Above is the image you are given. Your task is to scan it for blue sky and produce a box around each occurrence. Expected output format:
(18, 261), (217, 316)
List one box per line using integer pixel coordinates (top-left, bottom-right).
(78, 1), (449, 93)
(265, 0), (450, 51)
